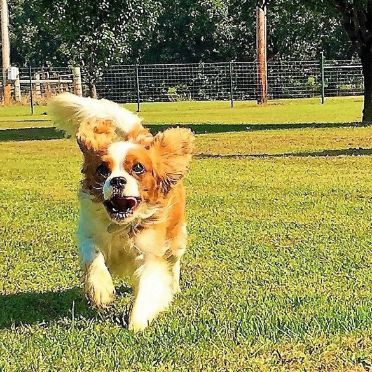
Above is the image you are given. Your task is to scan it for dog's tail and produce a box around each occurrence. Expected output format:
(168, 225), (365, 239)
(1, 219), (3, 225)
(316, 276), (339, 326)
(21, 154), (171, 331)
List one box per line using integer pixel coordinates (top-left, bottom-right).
(48, 93), (143, 137)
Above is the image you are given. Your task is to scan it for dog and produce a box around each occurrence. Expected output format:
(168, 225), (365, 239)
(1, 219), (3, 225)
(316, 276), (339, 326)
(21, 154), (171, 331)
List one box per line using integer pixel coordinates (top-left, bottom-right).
(49, 93), (194, 331)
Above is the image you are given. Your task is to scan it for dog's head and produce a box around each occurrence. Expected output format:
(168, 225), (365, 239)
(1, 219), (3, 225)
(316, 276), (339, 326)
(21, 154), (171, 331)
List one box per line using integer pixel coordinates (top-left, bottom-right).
(80, 122), (193, 224)
(49, 94), (194, 224)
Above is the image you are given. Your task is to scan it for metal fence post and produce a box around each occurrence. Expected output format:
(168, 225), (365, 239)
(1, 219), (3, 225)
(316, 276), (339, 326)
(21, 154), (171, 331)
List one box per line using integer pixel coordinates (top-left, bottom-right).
(135, 64), (140, 112)
(28, 64), (34, 115)
(229, 61), (234, 108)
(320, 52), (325, 104)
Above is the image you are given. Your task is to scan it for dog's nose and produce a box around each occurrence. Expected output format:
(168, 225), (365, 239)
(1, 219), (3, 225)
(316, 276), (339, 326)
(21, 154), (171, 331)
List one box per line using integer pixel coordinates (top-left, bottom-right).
(110, 177), (127, 188)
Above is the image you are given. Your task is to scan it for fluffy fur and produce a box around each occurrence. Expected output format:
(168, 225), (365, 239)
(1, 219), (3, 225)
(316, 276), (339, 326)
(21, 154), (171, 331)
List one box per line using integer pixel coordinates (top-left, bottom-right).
(49, 93), (194, 331)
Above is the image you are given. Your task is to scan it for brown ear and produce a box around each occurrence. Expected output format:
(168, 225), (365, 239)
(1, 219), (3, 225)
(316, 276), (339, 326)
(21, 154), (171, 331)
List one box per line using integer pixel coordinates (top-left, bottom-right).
(77, 118), (117, 154)
(151, 128), (194, 193)
(126, 125), (154, 146)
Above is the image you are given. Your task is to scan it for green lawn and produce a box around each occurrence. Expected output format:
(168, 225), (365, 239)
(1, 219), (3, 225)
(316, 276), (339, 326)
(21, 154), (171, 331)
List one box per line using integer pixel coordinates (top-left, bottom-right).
(0, 99), (371, 370)
(0, 96), (364, 128)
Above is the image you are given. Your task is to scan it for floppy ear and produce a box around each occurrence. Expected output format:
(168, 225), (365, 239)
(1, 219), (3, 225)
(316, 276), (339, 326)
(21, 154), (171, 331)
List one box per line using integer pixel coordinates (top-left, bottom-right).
(151, 128), (194, 193)
(76, 118), (117, 154)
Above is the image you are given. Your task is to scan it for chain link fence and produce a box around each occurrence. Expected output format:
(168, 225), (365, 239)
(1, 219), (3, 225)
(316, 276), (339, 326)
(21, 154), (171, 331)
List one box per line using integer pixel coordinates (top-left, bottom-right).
(1, 59), (364, 107)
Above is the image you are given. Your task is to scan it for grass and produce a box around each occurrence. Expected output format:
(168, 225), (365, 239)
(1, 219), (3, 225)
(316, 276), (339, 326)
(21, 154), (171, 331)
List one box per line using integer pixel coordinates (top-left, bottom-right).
(0, 98), (372, 370)
(0, 96), (364, 127)
(196, 126), (372, 156)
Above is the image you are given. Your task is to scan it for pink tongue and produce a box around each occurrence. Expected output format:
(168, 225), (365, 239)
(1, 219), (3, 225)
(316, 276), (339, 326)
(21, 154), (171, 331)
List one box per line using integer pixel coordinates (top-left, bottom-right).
(112, 196), (137, 211)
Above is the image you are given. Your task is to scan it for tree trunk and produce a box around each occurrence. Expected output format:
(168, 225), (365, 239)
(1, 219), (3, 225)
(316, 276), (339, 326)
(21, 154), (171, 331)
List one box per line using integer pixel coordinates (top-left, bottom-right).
(88, 81), (97, 98)
(361, 45), (372, 124)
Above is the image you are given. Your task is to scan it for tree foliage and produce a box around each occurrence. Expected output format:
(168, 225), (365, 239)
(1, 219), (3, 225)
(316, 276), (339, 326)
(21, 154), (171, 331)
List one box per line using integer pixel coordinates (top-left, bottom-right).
(7, 0), (372, 121)
(143, 0), (352, 62)
(9, 0), (161, 95)
(266, 0), (353, 60)
(8, 0), (353, 68)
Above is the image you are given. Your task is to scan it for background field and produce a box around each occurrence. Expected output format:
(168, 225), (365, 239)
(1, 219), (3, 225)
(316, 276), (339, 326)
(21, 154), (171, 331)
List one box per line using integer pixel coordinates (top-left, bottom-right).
(0, 96), (364, 128)
(0, 98), (371, 370)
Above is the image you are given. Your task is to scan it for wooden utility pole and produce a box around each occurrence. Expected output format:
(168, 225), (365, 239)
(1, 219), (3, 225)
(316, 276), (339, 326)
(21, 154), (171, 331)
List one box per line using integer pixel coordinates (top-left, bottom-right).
(256, 0), (268, 104)
(1, 0), (11, 104)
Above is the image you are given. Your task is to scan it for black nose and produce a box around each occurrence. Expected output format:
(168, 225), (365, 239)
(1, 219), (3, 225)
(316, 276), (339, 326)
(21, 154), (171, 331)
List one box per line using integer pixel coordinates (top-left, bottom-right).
(110, 177), (127, 188)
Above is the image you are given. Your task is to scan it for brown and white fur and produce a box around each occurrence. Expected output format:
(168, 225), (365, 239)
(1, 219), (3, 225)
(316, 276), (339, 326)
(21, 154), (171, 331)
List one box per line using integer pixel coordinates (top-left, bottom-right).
(49, 93), (194, 331)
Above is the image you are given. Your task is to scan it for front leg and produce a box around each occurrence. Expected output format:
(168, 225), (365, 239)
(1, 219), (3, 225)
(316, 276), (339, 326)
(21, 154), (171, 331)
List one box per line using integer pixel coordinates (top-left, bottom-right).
(129, 254), (173, 332)
(171, 255), (182, 294)
(80, 239), (115, 308)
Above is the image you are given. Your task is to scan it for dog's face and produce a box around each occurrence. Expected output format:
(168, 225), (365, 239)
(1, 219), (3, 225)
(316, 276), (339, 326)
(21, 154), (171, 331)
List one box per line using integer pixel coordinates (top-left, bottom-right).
(78, 119), (193, 224)
(94, 141), (159, 223)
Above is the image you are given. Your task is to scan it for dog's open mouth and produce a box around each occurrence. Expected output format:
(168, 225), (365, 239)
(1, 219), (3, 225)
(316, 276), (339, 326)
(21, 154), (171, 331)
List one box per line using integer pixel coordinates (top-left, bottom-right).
(104, 196), (140, 221)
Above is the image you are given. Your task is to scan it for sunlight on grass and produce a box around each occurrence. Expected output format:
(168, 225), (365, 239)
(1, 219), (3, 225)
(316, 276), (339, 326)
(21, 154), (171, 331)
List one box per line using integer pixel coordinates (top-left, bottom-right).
(195, 126), (372, 155)
(0, 96), (364, 125)
(130, 96), (363, 125)
(0, 121), (371, 369)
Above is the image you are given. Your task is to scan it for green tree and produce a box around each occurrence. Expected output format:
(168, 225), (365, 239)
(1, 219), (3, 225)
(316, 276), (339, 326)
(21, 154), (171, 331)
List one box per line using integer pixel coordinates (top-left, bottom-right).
(266, 0), (353, 60)
(143, 0), (238, 63)
(9, 0), (367, 110)
(9, 0), (67, 65)
(9, 0), (354, 66)
(143, 0), (351, 63)
(9, 0), (160, 97)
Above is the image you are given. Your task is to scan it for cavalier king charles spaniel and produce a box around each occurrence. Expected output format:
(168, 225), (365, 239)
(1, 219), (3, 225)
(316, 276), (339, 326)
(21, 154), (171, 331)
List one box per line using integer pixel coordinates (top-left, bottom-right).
(49, 93), (194, 331)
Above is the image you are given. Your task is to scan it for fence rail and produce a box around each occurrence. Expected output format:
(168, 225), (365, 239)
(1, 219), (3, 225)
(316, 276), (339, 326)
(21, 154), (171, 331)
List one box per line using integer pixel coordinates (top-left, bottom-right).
(0, 58), (364, 108)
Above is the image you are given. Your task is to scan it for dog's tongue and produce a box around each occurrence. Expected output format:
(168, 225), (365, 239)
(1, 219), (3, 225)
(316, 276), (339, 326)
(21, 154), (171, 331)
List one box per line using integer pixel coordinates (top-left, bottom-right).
(111, 196), (137, 211)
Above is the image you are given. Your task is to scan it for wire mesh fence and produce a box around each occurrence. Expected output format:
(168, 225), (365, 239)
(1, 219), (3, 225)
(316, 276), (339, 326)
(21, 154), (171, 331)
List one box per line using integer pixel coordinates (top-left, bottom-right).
(268, 60), (321, 99)
(1, 58), (364, 106)
(324, 60), (363, 97)
(137, 62), (232, 102)
(232, 62), (258, 101)
(90, 59), (364, 103)
(91, 65), (137, 103)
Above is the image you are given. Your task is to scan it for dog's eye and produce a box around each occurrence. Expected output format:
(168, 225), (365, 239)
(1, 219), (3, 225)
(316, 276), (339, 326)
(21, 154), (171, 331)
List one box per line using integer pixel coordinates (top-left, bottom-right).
(132, 163), (145, 175)
(96, 164), (110, 178)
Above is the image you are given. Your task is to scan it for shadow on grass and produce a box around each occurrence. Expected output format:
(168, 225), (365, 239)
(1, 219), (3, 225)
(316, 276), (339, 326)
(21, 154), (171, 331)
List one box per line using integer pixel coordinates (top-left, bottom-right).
(0, 127), (65, 141)
(0, 122), (368, 141)
(0, 286), (134, 329)
(0, 287), (94, 329)
(196, 147), (372, 159)
(149, 121), (366, 134)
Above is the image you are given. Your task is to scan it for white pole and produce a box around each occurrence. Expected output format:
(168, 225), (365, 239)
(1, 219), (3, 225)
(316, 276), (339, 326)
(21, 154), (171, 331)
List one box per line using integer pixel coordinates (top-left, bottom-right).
(35, 72), (41, 97)
(1, 0), (11, 103)
(14, 66), (21, 101)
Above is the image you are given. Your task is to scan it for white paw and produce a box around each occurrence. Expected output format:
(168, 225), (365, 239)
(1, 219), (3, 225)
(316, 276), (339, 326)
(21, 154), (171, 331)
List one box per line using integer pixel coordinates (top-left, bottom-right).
(128, 312), (150, 332)
(85, 267), (115, 308)
(128, 301), (162, 332)
(128, 297), (170, 332)
(128, 301), (156, 332)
